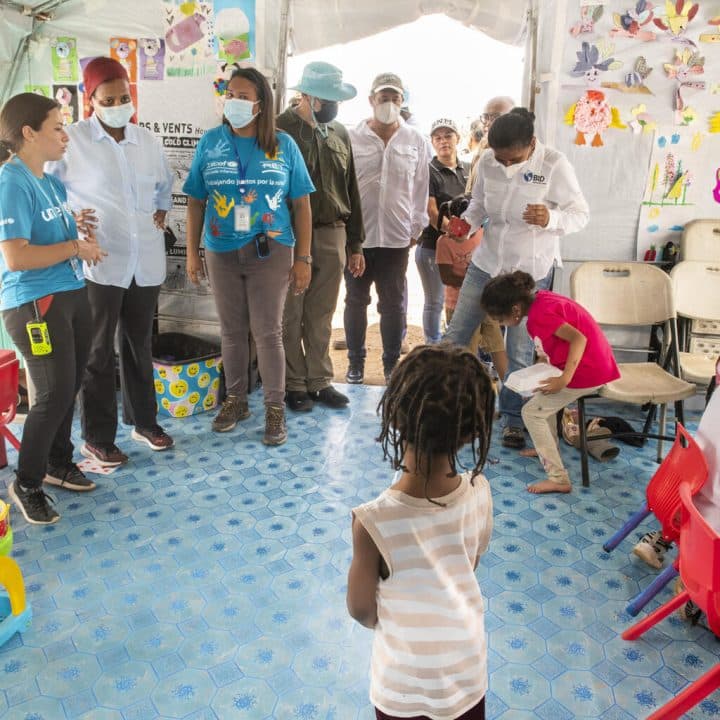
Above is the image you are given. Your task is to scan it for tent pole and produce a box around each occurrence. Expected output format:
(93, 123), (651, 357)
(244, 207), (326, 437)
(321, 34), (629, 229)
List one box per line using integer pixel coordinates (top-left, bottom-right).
(274, 0), (291, 112)
(1, 31), (32, 106)
(526, 1), (538, 113)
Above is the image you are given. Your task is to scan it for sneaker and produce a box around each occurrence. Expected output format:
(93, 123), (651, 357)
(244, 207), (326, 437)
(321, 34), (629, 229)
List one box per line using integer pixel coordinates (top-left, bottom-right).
(81, 441), (129, 467)
(502, 426), (526, 449)
(632, 530), (674, 570)
(674, 579), (704, 624)
(131, 425), (174, 451)
(9, 479), (60, 524)
(345, 363), (364, 384)
(286, 390), (314, 412)
(263, 404), (287, 446)
(45, 463), (96, 492)
(310, 386), (349, 408)
(212, 395), (250, 433)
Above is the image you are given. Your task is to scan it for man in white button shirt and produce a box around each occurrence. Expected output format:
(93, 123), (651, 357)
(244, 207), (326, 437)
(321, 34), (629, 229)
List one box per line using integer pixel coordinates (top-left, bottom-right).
(345, 73), (430, 384)
(48, 57), (175, 465)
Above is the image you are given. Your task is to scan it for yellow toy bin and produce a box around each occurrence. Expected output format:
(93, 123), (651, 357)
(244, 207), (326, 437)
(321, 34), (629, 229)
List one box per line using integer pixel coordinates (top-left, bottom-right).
(151, 333), (224, 418)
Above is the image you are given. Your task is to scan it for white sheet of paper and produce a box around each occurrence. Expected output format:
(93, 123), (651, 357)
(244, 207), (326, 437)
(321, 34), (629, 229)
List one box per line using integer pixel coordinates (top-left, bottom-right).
(505, 363), (563, 397)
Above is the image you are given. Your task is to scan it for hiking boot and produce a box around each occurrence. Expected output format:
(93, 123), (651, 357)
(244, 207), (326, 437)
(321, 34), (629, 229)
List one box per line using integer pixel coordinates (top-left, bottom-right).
(263, 404), (287, 446)
(131, 425), (174, 451)
(212, 395), (250, 433)
(81, 441), (129, 467)
(632, 530), (674, 570)
(45, 463), (96, 492)
(345, 363), (364, 384)
(9, 479), (60, 525)
(286, 390), (314, 412)
(502, 426), (526, 449)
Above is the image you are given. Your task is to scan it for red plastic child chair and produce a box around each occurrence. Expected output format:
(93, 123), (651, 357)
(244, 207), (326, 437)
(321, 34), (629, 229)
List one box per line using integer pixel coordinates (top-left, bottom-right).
(622, 482), (720, 720)
(0, 351), (21, 469)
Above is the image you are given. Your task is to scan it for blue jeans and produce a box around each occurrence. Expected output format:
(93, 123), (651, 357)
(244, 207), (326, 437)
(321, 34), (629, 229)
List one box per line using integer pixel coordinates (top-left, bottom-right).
(444, 262), (554, 428)
(414, 244), (444, 344)
(344, 247), (409, 374)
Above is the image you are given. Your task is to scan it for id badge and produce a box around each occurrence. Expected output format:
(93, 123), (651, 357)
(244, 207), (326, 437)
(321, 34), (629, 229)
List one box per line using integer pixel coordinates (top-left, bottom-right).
(69, 257), (85, 281)
(234, 204), (251, 232)
(26, 321), (52, 356)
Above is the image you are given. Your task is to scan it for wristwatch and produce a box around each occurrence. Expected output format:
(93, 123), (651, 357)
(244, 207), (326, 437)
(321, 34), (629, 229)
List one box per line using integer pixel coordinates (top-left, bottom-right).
(295, 255), (313, 265)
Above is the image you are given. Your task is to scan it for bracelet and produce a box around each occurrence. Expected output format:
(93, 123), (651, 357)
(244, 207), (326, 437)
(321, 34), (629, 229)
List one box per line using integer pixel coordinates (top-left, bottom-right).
(71, 240), (80, 257)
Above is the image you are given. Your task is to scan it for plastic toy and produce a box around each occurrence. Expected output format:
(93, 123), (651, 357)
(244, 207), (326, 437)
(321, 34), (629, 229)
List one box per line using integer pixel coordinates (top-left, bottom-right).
(0, 501), (12, 557)
(0, 556), (32, 648)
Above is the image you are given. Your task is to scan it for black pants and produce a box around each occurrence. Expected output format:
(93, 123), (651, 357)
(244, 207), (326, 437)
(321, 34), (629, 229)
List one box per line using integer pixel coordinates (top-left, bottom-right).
(344, 246), (409, 374)
(375, 696), (485, 720)
(1, 288), (91, 488)
(79, 280), (160, 445)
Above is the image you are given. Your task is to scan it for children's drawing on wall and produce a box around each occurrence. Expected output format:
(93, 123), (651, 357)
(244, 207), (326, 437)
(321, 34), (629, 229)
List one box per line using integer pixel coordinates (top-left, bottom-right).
(602, 56), (654, 93)
(637, 130), (720, 257)
(710, 111), (720, 132)
(653, 0), (700, 44)
(610, 1), (658, 40)
(52, 85), (78, 125)
(110, 38), (138, 82)
(51, 37), (78, 82)
(163, 0), (215, 77)
(570, 5), (604, 37)
(628, 103), (658, 132)
(664, 47), (705, 123)
(213, 0), (255, 62)
(139, 38), (166, 80)
(565, 41), (626, 146)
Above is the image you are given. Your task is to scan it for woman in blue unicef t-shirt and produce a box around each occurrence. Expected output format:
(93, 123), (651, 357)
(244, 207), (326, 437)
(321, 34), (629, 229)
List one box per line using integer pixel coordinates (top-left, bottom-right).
(0, 93), (105, 525)
(183, 67), (314, 446)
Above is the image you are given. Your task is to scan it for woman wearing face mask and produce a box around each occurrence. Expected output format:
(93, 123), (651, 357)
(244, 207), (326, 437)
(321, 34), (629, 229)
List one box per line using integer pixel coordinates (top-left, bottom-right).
(184, 67), (314, 445)
(0, 92), (105, 524)
(48, 56), (175, 467)
(445, 108), (589, 451)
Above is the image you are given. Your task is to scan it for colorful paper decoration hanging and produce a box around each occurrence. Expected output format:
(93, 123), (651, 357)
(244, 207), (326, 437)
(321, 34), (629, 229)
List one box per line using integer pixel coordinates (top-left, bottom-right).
(611, 0), (657, 40)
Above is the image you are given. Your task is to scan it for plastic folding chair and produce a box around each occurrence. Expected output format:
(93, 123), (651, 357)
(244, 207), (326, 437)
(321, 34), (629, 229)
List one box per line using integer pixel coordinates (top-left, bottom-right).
(602, 424), (708, 615)
(0, 350), (21, 470)
(622, 482), (720, 720)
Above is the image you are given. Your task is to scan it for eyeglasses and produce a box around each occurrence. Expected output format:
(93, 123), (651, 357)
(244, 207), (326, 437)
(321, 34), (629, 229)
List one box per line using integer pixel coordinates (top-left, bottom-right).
(480, 112), (502, 124)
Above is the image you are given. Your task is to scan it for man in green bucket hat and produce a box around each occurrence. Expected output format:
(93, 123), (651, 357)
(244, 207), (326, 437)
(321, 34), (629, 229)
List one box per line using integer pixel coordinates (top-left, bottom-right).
(278, 61), (365, 412)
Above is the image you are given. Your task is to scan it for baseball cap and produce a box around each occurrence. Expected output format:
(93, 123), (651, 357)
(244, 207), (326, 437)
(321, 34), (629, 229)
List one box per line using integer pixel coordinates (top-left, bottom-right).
(430, 118), (459, 135)
(371, 72), (404, 97)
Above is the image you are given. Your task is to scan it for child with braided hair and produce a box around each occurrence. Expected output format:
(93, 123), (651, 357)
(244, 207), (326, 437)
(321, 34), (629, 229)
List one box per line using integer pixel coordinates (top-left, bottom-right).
(347, 344), (494, 720)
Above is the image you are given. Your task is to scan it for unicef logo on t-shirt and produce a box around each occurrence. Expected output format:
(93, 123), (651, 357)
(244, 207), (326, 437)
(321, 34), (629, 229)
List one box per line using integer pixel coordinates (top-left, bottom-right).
(0, 217), (15, 227)
(523, 171), (546, 184)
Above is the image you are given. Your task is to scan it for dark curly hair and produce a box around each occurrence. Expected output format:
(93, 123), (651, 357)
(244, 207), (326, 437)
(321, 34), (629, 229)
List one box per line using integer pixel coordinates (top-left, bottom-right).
(481, 270), (536, 319)
(377, 343), (494, 504)
(488, 107), (535, 150)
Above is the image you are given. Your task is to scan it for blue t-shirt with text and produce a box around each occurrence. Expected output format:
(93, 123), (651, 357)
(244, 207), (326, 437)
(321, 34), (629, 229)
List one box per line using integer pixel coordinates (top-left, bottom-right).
(0, 159), (83, 310)
(183, 125), (315, 253)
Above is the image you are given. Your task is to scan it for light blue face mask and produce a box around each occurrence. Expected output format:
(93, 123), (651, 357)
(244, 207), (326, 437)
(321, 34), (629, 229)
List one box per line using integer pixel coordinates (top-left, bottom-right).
(97, 102), (135, 129)
(224, 98), (259, 129)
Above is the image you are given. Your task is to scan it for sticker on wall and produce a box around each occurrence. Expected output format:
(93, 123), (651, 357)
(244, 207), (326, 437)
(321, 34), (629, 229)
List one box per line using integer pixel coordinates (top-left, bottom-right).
(24, 85), (50, 97)
(570, 5), (604, 37)
(163, 1), (216, 77)
(603, 56), (653, 93)
(51, 37), (79, 82)
(653, 0), (700, 44)
(213, 0), (255, 62)
(53, 85), (78, 124)
(628, 103), (657, 133)
(110, 38), (138, 82)
(139, 38), (166, 80)
(611, 0), (657, 41)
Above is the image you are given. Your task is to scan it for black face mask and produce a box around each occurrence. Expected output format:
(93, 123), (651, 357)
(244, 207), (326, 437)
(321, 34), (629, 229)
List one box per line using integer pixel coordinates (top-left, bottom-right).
(314, 100), (338, 124)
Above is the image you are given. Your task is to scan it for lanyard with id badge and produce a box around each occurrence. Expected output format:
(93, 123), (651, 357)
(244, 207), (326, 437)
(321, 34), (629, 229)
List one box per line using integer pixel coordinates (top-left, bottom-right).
(16, 160), (82, 355)
(228, 129), (269, 259)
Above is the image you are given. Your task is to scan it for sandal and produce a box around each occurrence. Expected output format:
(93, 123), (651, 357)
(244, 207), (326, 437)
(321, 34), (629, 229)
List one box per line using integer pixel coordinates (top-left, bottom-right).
(502, 426), (526, 449)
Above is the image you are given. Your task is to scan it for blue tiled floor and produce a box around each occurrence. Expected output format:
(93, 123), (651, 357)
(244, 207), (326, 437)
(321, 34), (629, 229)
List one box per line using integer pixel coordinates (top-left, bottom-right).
(1, 385), (719, 719)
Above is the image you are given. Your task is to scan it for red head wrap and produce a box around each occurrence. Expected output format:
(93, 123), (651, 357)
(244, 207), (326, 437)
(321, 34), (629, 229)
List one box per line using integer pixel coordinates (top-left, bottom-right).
(83, 57), (129, 114)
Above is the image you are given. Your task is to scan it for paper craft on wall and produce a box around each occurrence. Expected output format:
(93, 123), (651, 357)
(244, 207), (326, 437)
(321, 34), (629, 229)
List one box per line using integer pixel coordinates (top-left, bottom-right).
(213, 0), (255, 62)
(163, 1), (215, 77)
(110, 38), (138, 82)
(51, 37), (79, 82)
(628, 103), (657, 132)
(603, 56), (653, 93)
(710, 112), (720, 132)
(53, 85), (78, 124)
(653, 0), (700, 44)
(565, 42), (626, 146)
(664, 48), (705, 123)
(699, 14), (720, 41)
(611, 0), (657, 40)
(570, 5), (604, 37)
(637, 129), (720, 257)
(139, 38), (166, 80)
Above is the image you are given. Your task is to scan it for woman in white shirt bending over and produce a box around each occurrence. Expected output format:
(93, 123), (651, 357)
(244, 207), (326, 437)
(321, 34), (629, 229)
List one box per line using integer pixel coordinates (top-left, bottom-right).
(444, 108), (589, 452)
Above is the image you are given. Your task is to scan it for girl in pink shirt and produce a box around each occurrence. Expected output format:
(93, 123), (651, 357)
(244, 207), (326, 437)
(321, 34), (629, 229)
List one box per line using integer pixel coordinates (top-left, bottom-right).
(481, 271), (620, 493)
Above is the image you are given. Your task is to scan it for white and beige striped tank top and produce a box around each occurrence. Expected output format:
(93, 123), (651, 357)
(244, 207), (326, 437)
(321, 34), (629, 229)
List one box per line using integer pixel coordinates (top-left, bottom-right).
(353, 472), (493, 720)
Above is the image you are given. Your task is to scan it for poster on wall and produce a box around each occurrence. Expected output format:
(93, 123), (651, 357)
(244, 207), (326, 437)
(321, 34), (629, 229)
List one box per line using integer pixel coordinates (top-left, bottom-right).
(50, 37), (79, 82)
(110, 37), (138, 82)
(213, 0), (254, 62)
(637, 128), (720, 259)
(52, 84), (79, 124)
(139, 38), (166, 80)
(162, 0), (216, 77)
